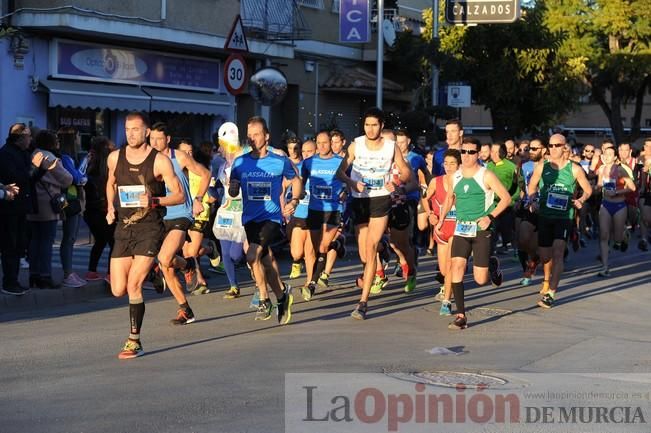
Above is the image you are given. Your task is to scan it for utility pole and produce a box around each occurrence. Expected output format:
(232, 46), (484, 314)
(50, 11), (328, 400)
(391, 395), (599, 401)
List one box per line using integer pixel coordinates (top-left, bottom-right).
(376, 0), (384, 109)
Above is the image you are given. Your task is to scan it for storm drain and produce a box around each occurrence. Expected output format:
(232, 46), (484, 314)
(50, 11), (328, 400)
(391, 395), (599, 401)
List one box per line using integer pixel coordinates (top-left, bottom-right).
(385, 371), (509, 389)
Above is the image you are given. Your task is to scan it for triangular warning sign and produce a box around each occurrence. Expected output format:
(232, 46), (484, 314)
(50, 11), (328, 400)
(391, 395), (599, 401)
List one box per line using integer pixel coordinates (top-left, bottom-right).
(225, 15), (249, 53)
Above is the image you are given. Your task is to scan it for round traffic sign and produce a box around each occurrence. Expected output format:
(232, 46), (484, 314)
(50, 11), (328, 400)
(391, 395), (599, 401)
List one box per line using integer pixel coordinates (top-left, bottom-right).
(224, 54), (248, 95)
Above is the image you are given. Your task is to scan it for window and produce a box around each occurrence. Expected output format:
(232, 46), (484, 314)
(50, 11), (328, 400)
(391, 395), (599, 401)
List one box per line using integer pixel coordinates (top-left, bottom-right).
(332, 0), (340, 13)
(645, 119), (651, 127)
(297, 0), (325, 9)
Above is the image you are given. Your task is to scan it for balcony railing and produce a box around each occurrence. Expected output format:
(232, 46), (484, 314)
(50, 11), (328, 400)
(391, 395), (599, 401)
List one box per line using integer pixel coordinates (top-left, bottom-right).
(241, 0), (312, 40)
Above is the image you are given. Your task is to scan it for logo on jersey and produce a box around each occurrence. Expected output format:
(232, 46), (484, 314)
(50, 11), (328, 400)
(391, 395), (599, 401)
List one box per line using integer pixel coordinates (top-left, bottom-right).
(463, 184), (470, 193)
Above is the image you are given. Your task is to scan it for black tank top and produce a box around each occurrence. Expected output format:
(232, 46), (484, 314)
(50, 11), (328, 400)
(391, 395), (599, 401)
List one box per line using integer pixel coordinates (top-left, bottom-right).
(114, 146), (165, 222)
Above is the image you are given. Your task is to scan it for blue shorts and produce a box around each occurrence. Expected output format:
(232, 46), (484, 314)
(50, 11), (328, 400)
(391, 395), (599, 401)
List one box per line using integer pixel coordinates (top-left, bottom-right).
(601, 201), (627, 217)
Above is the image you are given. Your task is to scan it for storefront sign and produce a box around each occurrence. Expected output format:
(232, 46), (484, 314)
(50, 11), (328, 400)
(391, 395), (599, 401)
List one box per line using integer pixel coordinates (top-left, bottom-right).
(339, 0), (370, 43)
(53, 40), (221, 91)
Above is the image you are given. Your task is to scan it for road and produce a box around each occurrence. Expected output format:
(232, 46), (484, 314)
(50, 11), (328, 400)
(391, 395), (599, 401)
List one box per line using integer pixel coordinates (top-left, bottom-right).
(2, 235), (651, 433)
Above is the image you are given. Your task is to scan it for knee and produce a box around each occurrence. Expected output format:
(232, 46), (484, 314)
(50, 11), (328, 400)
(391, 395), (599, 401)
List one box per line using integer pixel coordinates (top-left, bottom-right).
(246, 249), (258, 265)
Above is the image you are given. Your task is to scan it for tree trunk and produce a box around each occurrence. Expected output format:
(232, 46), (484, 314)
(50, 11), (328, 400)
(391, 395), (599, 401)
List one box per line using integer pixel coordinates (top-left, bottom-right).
(608, 85), (625, 145)
(628, 76), (650, 143)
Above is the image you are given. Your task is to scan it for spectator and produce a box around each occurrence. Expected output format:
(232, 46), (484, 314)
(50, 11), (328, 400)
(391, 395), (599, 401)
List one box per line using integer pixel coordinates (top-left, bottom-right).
(0, 123), (44, 295)
(83, 136), (116, 281)
(27, 130), (73, 289)
(58, 127), (87, 288)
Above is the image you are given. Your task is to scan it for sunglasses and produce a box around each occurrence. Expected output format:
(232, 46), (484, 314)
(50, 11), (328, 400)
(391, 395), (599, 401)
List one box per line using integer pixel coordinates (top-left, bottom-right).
(530, 146), (542, 151)
(584, 150), (594, 153)
(460, 149), (479, 155)
(549, 143), (565, 148)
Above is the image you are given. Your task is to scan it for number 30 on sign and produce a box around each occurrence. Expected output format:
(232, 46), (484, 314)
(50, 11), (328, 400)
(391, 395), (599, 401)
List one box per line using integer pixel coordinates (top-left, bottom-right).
(224, 54), (248, 95)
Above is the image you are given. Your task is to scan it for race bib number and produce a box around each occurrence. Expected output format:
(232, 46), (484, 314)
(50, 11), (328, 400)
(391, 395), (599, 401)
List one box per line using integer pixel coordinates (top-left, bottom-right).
(603, 181), (616, 192)
(313, 185), (333, 200)
(546, 192), (569, 210)
(118, 185), (146, 208)
(300, 191), (311, 206)
(363, 177), (385, 190)
(445, 208), (457, 220)
(454, 221), (477, 238)
(216, 211), (234, 228)
(247, 182), (272, 201)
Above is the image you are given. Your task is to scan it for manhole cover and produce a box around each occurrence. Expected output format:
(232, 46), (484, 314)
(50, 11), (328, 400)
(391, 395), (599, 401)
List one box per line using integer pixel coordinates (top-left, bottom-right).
(385, 371), (508, 389)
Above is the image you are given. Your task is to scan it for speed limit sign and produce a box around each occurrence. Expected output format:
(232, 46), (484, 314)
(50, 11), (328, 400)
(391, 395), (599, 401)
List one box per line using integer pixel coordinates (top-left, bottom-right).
(224, 54), (248, 95)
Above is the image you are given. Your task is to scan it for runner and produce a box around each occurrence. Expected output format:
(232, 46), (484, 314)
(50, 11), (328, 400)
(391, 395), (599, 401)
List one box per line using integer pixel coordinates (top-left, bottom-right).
(424, 149), (461, 315)
(638, 138), (651, 251)
(527, 134), (592, 309)
(436, 137), (511, 330)
(596, 146), (636, 276)
(287, 140), (316, 291)
(149, 122), (210, 324)
(229, 116), (300, 324)
(212, 122), (247, 299)
(336, 108), (412, 320)
(301, 130), (345, 300)
(107, 112), (185, 359)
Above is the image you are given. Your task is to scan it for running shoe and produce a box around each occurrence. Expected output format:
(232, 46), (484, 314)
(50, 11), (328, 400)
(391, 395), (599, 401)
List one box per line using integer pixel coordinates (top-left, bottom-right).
(208, 262), (226, 274)
(393, 262), (402, 278)
(84, 271), (103, 281)
(351, 302), (367, 320)
(171, 307), (196, 325)
(206, 239), (220, 267)
(301, 283), (315, 302)
(317, 272), (329, 288)
(638, 239), (649, 252)
(277, 284), (293, 325)
(1, 285), (28, 296)
(254, 299), (273, 321)
(537, 292), (555, 309)
(223, 286), (240, 299)
(118, 339), (144, 360)
(190, 283), (210, 296)
(426, 248), (435, 256)
(439, 301), (452, 316)
(434, 287), (445, 302)
(489, 256), (503, 287)
(448, 314), (468, 330)
(520, 277), (532, 286)
(621, 230), (630, 252)
(62, 274), (85, 288)
(289, 262), (302, 279)
(597, 268), (611, 277)
(369, 275), (386, 295)
(403, 275), (416, 293)
(19, 257), (29, 269)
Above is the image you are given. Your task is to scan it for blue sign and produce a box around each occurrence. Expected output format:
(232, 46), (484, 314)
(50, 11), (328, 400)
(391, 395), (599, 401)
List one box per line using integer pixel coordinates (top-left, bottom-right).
(54, 40), (221, 91)
(339, 0), (370, 43)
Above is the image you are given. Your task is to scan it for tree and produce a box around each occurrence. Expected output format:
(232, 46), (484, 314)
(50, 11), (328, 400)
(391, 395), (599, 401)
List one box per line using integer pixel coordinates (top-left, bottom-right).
(543, 0), (651, 144)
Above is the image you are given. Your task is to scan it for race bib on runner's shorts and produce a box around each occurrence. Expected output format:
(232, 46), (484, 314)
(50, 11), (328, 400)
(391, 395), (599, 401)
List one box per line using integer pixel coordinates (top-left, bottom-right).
(247, 182), (272, 201)
(118, 185), (146, 208)
(216, 211), (235, 227)
(546, 192), (569, 211)
(454, 221), (478, 238)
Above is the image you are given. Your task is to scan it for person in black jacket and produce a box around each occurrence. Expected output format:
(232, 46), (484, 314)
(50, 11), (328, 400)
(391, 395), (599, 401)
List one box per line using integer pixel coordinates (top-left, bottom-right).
(0, 123), (49, 295)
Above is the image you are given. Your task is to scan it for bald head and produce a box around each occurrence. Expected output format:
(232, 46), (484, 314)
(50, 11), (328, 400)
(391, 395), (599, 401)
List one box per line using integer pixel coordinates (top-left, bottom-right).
(550, 134), (566, 145)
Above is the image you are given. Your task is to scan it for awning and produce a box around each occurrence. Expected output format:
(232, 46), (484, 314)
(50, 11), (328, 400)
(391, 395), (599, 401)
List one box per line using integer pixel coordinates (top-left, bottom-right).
(321, 67), (409, 102)
(40, 79), (150, 111)
(142, 87), (231, 115)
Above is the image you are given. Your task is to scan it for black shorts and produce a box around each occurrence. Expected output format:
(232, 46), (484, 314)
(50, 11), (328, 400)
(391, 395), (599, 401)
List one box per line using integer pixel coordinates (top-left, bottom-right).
(164, 217), (192, 234)
(189, 219), (209, 233)
(641, 194), (651, 207)
(307, 209), (342, 230)
(287, 216), (308, 232)
(351, 196), (392, 225)
(494, 206), (515, 244)
(451, 230), (492, 268)
(537, 216), (573, 248)
(112, 220), (165, 258)
(244, 220), (283, 249)
(389, 201), (417, 231)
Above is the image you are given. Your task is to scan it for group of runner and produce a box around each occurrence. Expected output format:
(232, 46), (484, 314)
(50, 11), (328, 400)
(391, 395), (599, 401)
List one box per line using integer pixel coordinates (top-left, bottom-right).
(106, 109), (651, 359)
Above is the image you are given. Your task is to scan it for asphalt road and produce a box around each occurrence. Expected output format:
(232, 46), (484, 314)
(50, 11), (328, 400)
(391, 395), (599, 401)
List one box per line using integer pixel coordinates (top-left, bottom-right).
(2, 237), (651, 433)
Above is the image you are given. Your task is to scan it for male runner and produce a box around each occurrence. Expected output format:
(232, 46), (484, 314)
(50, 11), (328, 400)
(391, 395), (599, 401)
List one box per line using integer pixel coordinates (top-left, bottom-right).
(436, 137), (511, 330)
(107, 112), (185, 359)
(149, 123), (210, 324)
(527, 134), (592, 309)
(229, 116), (301, 324)
(337, 108), (412, 320)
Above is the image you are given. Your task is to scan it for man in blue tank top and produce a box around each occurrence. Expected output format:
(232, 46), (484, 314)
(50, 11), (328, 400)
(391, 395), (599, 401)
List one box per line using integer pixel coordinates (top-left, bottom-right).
(149, 122), (211, 326)
(230, 116), (302, 324)
(106, 112), (185, 360)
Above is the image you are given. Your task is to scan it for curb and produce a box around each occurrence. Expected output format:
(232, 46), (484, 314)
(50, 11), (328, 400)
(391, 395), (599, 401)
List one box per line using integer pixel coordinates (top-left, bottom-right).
(0, 280), (112, 314)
